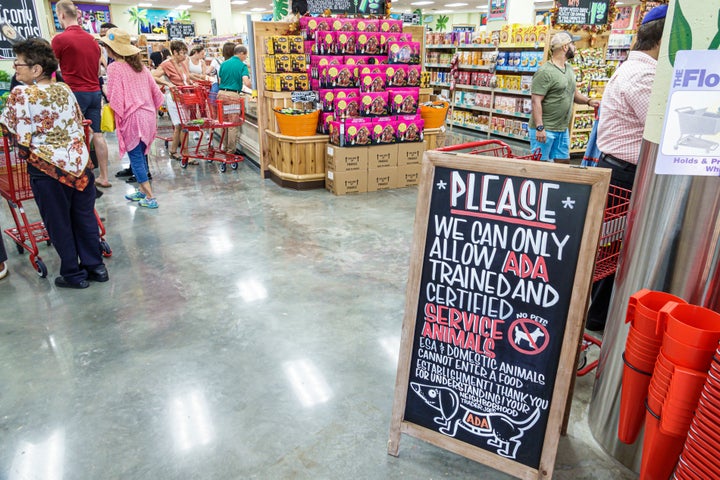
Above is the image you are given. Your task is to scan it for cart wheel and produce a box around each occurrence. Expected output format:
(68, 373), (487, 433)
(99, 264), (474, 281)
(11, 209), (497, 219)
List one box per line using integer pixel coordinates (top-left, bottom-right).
(100, 240), (112, 258)
(219, 163), (227, 173)
(16, 244), (24, 255)
(577, 351), (588, 372)
(207, 159), (213, 163)
(231, 162), (238, 170)
(35, 258), (48, 278)
(165, 140), (169, 149)
(181, 157), (188, 169)
(46, 240), (52, 246)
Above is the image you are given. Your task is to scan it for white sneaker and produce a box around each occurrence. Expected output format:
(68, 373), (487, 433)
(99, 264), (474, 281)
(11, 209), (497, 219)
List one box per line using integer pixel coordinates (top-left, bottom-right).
(0, 262), (8, 280)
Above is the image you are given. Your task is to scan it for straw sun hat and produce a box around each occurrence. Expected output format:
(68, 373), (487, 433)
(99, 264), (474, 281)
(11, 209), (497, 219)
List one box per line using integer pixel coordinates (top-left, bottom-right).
(101, 28), (141, 57)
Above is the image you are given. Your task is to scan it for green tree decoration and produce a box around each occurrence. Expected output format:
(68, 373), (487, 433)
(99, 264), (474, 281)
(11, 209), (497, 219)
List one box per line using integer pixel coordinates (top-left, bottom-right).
(436, 15), (449, 31)
(413, 8), (423, 24)
(126, 6), (149, 34)
(176, 10), (191, 23)
(273, 0), (288, 21)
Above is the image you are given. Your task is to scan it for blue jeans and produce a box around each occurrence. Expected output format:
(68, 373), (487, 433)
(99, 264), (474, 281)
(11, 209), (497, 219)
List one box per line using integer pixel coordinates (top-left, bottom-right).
(128, 142), (149, 184)
(529, 128), (570, 162)
(73, 91), (103, 133)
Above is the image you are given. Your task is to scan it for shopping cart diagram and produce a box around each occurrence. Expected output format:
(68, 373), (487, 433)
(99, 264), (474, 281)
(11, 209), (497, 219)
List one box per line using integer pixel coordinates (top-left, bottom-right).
(0, 122), (111, 278)
(674, 106), (720, 152)
(171, 85), (245, 173)
(435, 140), (631, 376)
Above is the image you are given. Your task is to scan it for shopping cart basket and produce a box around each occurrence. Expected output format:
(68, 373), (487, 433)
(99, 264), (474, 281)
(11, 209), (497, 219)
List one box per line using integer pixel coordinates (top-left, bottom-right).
(0, 121), (111, 278)
(171, 85), (245, 173)
(674, 106), (720, 152)
(435, 139), (543, 161)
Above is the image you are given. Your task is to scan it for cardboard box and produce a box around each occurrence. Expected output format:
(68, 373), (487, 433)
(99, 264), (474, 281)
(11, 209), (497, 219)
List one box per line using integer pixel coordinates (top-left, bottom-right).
(397, 142), (425, 166)
(326, 170), (367, 195)
(397, 164), (421, 187)
(368, 167), (398, 192)
(326, 145), (368, 172)
(367, 144), (398, 169)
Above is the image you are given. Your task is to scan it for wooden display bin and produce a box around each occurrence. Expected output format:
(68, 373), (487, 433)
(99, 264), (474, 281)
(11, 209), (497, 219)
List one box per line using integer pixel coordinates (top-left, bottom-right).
(424, 127), (446, 151)
(266, 129), (328, 190)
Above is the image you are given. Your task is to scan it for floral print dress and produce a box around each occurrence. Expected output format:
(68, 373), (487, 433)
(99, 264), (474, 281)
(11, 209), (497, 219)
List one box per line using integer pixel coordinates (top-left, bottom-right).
(0, 82), (91, 191)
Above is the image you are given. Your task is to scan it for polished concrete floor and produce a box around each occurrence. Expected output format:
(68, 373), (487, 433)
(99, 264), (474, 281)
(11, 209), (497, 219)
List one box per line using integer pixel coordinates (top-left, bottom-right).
(0, 134), (636, 479)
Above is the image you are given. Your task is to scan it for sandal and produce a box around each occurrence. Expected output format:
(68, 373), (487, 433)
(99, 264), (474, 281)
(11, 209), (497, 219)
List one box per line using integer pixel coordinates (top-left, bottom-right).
(96, 181), (112, 188)
(169, 152), (181, 161)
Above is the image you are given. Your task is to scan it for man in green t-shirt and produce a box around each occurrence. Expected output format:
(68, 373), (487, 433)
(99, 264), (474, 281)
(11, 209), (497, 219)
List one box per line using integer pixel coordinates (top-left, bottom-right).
(530, 31), (599, 162)
(218, 45), (252, 153)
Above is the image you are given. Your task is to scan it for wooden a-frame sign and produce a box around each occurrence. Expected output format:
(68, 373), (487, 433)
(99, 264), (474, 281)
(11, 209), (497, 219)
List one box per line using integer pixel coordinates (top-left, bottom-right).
(388, 151), (611, 480)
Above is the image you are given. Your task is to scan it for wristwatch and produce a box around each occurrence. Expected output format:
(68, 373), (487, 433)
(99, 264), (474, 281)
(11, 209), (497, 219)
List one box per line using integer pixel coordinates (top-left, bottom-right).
(536, 125), (545, 132)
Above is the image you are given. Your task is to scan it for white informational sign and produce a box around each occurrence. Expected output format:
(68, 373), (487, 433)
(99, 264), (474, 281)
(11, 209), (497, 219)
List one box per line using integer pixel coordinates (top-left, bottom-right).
(656, 50), (720, 176)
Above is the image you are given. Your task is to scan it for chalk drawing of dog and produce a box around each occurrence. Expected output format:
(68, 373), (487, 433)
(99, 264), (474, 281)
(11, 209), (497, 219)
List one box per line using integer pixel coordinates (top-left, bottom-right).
(513, 326), (544, 349)
(411, 382), (540, 459)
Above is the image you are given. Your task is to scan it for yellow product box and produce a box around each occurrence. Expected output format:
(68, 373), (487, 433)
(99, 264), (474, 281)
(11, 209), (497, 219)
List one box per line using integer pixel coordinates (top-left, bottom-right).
(293, 73), (309, 91)
(264, 74), (280, 91)
(290, 54), (307, 73)
(280, 74), (296, 91)
(275, 54), (292, 73)
(264, 55), (277, 73)
(499, 25), (512, 46)
(367, 167), (398, 192)
(264, 37), (275, 54)
(273, 36), (290, 54)
(288, 35), (304, 54)
(511, 24), (525, 46)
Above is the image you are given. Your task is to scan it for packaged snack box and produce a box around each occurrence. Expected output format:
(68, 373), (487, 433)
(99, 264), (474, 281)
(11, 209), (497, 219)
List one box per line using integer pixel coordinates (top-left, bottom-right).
(334, 96), (362, 118)
(275, 54), (292, 73)
(361, 92), (389, 116)
(293, 73), (309, 91)
(345, 55), (372, 65)
(379, 18), (403, 33)
(357, 32), (382, 55)
(317, 31), (336, 55)
(388, 88), (419, 115)
(360, 72), (387, 92)
(318, 112), (334, 134)
(359, 63), (390, 76)
(396, 114), (424, 142)
(324, 64), (359, 89)
(367, 55), (387, 65)
(320, 89), (337, 112)
(264, 37), (275, 54)
(406, 65), (422, 86)
(311, 55), (342, 80)
(337, 32), (357, 55)
(334, 88), (361, 100)
(373, 117), (398, 144)
(356, 18), (379, 32)
(386, 65), (409, 87)
(345, 118), (374, 146)
(264, 55), (277, 73)
(387, 41), (421, 64)
(290, 54), (307, 73)
(332, 18), (356, 32)
(280, 74), (296, 91)
(273, 36), (290, 54)
(303, 41), (315, 55)
(289, 36), (304, 54)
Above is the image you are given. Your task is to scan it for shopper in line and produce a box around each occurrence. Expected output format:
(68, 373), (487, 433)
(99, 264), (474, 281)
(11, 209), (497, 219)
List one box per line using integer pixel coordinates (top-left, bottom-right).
(586, 5), (667, 331)
(529, 31), (600, 163)
(52, 0), (112, 188)
(152, 40), (193, 162)
(208, 42), (236, 95)
(0, 38), (108, 289)
(188, 45), (209, 82)
(102, 28), (164, 209)
(217, 44), (251, 154)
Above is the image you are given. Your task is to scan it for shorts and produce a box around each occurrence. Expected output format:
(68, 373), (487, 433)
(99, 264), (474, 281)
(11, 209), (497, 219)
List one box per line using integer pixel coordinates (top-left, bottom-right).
(165, 91), (181, 126)
(74, 91), (103, 133)
(529, 128), (569, 162)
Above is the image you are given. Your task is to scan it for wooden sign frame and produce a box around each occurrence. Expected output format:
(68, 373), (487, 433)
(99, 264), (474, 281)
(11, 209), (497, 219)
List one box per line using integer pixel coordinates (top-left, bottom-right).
(388, 151), (610, 480)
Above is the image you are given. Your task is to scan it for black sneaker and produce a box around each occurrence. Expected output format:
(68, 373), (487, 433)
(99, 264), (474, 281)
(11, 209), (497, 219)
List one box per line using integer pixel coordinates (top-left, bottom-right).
(115, 168), (132, 177)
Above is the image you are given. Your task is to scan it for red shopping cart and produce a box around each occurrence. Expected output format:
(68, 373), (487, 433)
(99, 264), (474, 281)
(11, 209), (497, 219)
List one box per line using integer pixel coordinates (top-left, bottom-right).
(0, 121), (111, 278)
(433, 140), (632, 375)
(171, 85), (245, 172)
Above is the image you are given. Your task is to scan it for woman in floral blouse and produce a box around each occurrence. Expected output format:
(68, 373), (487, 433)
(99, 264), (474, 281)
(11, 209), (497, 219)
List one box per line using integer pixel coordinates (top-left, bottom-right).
(0, 38), (107, 288)
(102, 28), (164, 208)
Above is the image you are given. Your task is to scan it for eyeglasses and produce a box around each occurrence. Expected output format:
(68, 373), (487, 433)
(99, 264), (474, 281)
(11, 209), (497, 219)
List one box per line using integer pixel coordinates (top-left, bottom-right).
(13, 62), (30, 68)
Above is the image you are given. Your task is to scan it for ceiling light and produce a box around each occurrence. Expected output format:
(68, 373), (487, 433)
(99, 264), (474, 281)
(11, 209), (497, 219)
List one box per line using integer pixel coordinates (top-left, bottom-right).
(95, 0), (110, 3)
(476, 4), (488, 9)
(230, 0), (248, 3)
(410, 1), (434, 4)
(189, 0), (204, 3)
(433, 9), (452, 13)
(250, 7), (266, 11)
(138, 3), (153, 7)
(176, 5), (190, 9)
(445, 2), (467, 6)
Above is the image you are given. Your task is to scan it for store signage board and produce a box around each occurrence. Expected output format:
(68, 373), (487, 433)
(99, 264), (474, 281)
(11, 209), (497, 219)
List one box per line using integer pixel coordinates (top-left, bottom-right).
(306, 0), (385, 15)
(556, 0), (609, 26)
(401, 13), (421, 25)
(656, 50), (720, 176)
(0, 0), (42, 58)
(388, 152), (610, 480)
(168, 23), (195, 39)
(291, 91), (319, 103)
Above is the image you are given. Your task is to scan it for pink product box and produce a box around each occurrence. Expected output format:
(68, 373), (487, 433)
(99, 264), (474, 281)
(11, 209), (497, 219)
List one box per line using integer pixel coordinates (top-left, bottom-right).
(379, 19), (403, 33)
(301, 17), (332, 40)
(360, 72), (386, 92)
(380, 32), (402, 46)
(316, 31), (337, 55)
(303, 41), (316, 55)
(320, 89), (337, 112)
(406, 65), (421, 86)
(396, 114), (424, 143)
(345, 118), (374, 146)
(357, 32), (383, 55)
(388, 88), (419, 115)
(373, 117), (398, 144)
(329, 120), (341, 146)
(358, 64), (390, 76)
(356, 18), (379, 32)
(321, 64), (359, 89)
(360, 92), (389, 116)
(367, 55), (388, 65)
(337, 32), (357, 55)
(385, 65), (408, 87)
(310, 78), (320, 90)
(319, 112), (335, 134)
(387, 41), (421, 64)
(332, 18), (357, 32)
(345, 55), (371, 65)
(310, 55), (343, 80)
(334, 96), (362, 118)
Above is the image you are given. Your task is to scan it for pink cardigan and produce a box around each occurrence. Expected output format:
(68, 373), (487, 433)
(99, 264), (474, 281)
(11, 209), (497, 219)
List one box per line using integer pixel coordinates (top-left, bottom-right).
(106, 61), (164, 157)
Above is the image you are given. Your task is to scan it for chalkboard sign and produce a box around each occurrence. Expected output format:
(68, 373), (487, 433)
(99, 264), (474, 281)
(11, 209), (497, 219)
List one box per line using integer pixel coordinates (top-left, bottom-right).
(168, 22), (195, 39)
(307, 0), (386, 15)
(0, 0), (42, 59)
(556, 0), (609, 26)
(401, 13), (421, 25)
(389, 152), (610, 479)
